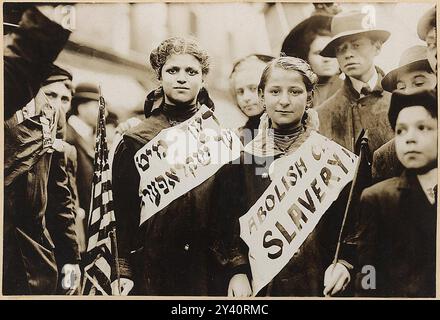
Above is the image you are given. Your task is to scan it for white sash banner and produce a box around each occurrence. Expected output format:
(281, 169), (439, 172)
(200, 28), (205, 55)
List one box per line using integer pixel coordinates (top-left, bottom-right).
(239, 131), (358, 295)
(134, 105), (241, 225)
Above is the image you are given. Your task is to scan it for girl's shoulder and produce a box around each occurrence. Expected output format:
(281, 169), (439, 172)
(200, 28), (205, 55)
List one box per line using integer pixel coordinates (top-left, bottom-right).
(123, 113), (170, 147)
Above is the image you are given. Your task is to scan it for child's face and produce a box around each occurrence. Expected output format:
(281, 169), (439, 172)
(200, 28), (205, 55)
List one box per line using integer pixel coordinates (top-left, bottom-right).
(395, 106), (437, 169)
(261, 68), (308, 129)
(335, 35), (380, 81)
(233, 60), (267, 117)
(161, 53), (203, 106)
(308, 35), (340, 77)
(395, 69), (437, 93)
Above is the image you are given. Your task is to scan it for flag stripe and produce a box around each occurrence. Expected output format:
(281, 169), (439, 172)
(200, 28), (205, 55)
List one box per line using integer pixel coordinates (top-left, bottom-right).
(83, 93), (119, 296)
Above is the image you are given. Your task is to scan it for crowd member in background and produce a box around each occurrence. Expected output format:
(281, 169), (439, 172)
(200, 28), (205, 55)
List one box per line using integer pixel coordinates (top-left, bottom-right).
(317, 11), (394, 154)
(281, 15), (343, 107)
(66, 83), (100, 219)
(418, 6), (437, 75)
(43, 65), (82, 295)
(113, 37), (234, 296)
(372, 46), (436, 182)
(381, 46), (436, 94)
(108, 109), (144, 167)
(324, 90), (437, 297)
(229, 54), (274, 146)
(3, 5), (80, 295)
(105, 111), (119, 147)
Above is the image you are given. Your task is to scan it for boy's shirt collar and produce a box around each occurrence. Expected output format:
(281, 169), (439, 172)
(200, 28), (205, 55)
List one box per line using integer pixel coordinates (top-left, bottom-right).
(349, 68), (379, 96)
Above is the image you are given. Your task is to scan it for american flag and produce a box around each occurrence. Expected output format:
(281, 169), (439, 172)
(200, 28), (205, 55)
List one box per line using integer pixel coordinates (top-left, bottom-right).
(82, 89), (120, 295)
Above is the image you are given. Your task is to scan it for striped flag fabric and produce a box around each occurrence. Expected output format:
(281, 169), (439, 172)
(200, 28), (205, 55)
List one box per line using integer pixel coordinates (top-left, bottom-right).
(82, 89), (120, 295)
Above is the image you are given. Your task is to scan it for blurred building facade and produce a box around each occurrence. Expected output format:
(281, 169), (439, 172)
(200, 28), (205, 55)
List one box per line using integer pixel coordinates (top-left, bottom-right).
(54, 2), (435, 126)
(56, 2), (273, 127)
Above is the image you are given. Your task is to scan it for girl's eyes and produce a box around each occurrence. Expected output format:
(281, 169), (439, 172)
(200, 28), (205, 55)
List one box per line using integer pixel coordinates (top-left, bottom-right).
(187, 69), (199, 76)
(268, 88), (303, 95)
(289, 89), (303, 95)
(166, 68), (199, 76)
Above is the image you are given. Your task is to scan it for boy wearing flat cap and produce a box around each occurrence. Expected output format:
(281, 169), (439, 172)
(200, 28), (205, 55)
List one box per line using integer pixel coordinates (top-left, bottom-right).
(371, 45), (436, 183)
(316, 11), (394, 154)
(324, 90), (437, 297)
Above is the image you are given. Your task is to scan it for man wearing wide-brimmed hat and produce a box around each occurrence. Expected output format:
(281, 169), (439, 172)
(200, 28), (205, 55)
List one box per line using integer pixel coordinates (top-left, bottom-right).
(66, 83), (101, 218)
(316, 10), (394, 154)
(371, 45), (436, 183)
(417, 6), (436, 74)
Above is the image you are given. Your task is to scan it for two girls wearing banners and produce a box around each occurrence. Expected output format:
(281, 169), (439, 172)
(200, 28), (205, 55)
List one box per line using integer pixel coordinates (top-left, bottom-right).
(112, 38), (357, 297)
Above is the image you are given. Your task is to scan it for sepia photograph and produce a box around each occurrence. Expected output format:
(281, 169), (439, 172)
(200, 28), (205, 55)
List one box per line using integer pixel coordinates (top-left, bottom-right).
(1, 0), (438, 303)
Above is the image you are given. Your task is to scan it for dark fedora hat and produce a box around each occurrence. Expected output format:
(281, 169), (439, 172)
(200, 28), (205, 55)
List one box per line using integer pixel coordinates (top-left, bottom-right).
(388, 89), (437, 130)
(382, 46), (432, 92)
(320, 10), (390, 57)
(70, 83), (100, 115)
(417, 6), (436, 41)
(281, 15), (332, 59)
(73, 83), (100, 101)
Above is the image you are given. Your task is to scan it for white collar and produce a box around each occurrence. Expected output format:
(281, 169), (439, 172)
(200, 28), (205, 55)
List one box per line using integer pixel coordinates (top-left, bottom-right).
(68, 115), (93, 139)
(349, 68), (379, 95)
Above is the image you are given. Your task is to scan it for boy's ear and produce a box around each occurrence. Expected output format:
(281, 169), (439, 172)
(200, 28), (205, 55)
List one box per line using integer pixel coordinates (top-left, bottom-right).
(373, 40), (382, 57)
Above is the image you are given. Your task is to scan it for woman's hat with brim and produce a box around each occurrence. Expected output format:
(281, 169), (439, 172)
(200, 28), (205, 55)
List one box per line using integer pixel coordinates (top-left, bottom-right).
(388, 89), (437, 130)
(417, 6), (436, 41)
(382, 46), (432, 92)
(281, 15), (332, 59)
(320, 11), (391, 58)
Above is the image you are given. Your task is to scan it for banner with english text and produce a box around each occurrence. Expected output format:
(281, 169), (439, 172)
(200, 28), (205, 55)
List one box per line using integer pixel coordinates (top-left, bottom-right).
(239, 131), (358, 295)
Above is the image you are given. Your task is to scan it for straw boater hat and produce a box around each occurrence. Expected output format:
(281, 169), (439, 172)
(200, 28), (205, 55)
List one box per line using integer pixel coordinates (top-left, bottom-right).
(381, 46), (432, 92)
(320, 11), (390, 58)
(417, 6), (436, 41)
